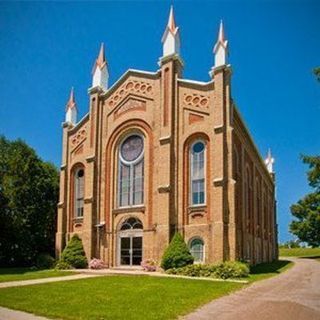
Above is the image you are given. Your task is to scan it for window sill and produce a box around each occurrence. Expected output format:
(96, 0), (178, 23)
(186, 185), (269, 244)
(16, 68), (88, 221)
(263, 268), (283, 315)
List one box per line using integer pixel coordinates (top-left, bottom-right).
(113, 206), (146, 215)
(188, 205), (207, 212)
(188, 205), (207, 218)
(73, 217), (84, 222)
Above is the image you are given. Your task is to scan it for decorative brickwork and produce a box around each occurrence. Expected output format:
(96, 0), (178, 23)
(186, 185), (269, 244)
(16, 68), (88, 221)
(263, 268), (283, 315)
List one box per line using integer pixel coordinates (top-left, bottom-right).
(56, 57), (277, 267)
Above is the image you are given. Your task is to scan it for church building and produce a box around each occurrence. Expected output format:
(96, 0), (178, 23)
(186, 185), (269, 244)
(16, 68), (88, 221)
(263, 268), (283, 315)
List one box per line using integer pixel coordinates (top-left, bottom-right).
(56, 7), (278, 267)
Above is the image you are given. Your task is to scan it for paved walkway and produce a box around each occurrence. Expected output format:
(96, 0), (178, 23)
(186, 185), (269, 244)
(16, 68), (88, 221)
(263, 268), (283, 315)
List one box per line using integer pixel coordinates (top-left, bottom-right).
(0, 273), (99, 289)
(1, 259), (319, 320)
(0, 307), (51, 320)
(183, 258), (320, 320)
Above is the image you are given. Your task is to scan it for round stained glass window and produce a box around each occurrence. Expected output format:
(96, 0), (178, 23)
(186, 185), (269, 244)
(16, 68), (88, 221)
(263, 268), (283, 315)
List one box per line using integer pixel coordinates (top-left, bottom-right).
(192, 142), (204, 154)
(121, 135), (143, 162)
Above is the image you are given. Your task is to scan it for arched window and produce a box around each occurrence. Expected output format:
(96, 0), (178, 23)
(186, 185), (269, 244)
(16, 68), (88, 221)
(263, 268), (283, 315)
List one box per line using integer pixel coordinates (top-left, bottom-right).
(189, 238), (204, 263)
(190, 141), (205, 206)
(120, 217), (143, 231)
(74, 168), (84, 218)
(118, 134), (144, 207)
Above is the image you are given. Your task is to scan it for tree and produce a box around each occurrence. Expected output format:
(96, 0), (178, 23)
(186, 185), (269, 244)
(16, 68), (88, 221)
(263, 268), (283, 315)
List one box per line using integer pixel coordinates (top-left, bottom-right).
(290, 155), (320, 247)
(161, 233), (194, 270)
(0, 136), (59, 266)
(60, 234), (88, 268)
(314, 67), (320, 82)
(290, 69), (320, 247)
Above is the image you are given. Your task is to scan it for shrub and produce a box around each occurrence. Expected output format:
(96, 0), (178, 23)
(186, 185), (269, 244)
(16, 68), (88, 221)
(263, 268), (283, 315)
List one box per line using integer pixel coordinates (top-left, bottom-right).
(165, 261), (249, 279)
(55, 260), (71, 270)
(212, 261), (249, 279)
(161, 233), (194, 270)
(36, 253), (55, 269)
(141, 259), (157, 272)
(61, 234), (88, 269)
(89, 258), (105, 269)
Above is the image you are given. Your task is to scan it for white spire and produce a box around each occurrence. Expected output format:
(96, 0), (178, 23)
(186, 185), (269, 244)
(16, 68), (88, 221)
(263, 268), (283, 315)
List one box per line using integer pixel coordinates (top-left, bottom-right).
(265, 149), (275, 174)
(65, 87), (77, 125)
(213, 20), (228, 68)
(92, 43), (109, 89)
(161, 6), (180, 57)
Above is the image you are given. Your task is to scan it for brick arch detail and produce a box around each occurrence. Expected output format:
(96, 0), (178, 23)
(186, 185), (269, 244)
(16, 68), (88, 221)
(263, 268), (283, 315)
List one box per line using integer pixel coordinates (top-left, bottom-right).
(69, 162), (85, 232)
(183, 132), (211, 227)
(104, 119), (154, 229)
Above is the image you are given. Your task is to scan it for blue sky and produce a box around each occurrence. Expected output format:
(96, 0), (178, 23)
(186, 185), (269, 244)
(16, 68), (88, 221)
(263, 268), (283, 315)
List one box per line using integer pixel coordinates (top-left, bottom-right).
(0, 1), (319, 243)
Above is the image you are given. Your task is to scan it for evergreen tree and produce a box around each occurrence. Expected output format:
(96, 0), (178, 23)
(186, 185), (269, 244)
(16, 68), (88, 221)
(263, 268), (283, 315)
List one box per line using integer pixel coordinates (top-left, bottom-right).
(161, 233), (194, 270)
(61, 234), (88, 268)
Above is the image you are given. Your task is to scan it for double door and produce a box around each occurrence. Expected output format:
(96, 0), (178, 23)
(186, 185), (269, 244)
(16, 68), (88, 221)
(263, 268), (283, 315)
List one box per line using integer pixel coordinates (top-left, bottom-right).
(120, 235), (142, 266)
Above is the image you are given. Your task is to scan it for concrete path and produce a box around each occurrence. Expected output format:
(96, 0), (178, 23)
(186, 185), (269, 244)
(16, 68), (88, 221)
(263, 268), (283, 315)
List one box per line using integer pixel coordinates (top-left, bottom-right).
(0, 273), (99, 289)
(184, 258), (320, 320)
(0, 307), (51, 320)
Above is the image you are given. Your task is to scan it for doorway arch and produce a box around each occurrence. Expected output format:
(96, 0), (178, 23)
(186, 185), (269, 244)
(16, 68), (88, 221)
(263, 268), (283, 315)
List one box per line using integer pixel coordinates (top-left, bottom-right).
(118, 217), (143, 266)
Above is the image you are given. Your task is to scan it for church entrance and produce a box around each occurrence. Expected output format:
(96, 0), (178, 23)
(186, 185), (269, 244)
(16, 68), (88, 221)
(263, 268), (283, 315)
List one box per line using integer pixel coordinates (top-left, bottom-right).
(118, 217), (143, 267)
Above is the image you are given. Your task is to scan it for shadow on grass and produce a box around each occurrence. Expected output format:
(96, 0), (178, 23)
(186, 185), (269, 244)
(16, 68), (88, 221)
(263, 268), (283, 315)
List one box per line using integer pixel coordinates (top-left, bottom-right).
(300, 255), (320, 260)
(0, 268), (35, 275)
(250, 260), (291, 275)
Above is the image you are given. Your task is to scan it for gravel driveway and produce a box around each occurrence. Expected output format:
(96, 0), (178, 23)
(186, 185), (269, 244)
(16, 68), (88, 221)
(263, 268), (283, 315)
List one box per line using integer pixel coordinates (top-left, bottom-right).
(184, 258), (320, 320)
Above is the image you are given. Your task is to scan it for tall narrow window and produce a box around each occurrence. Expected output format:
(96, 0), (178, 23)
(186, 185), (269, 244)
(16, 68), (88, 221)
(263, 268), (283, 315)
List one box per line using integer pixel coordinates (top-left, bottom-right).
(190, 141), (205, 205)
(119, 134), (144, 207)
(190, 238), (204, 263)
(75, 169), (84, 218)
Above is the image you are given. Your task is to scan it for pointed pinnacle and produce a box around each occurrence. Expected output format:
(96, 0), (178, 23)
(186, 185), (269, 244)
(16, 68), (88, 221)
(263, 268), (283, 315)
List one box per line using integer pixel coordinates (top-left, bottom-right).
(168, 5), (176, 33)
(92, 43), (107, 75)
(66, 87), (76, 110)
(218, 20), (225, 42)
(97, 43), (106, 67)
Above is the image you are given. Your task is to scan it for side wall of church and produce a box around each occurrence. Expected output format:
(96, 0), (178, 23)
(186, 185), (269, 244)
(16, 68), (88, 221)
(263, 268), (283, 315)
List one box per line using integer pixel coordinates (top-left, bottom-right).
(233, 109), (277, 264)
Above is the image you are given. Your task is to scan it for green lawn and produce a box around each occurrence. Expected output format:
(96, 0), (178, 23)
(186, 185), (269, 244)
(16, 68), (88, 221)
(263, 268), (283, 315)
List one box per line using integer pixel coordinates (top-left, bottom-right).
(0, 275), (244, 320)
(279, 247), (320, 260)
(248, 259), (293, 282)
(0, 260), (292, 320)
(0, 268), (73, 283)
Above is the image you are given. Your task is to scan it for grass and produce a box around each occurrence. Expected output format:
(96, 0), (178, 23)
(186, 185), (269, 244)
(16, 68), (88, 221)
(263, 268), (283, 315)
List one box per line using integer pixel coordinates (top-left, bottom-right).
(0, 275), (244, 320)
(279, 247), (320, 261)
(0, 259), (292, 320)
(0, 268), (73, 283)
(248, 259), (293, 282)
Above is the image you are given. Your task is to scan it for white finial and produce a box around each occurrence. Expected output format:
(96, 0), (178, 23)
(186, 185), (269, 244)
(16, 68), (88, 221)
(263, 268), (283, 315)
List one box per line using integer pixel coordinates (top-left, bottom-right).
(213, 20), (228, 68)
(92, 43), (109, 89)
(65, 87), (77, 125)
(265, 149), (275, 173)
(161, 6), (180, 57)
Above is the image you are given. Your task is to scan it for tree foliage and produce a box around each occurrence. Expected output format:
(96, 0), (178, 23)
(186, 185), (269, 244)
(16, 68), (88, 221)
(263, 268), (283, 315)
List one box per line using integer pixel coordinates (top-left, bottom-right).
(314, 67), (320, 82)
(290, 155), (320, 247)
(61, 234), (88, 268)
(161, 233), (194, 270)
(0, 136), (59, 266)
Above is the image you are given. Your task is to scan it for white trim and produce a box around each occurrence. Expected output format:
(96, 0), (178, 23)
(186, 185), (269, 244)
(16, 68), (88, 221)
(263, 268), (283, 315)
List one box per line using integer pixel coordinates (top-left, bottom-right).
(178, 78), (214, 86)
(101, 69), (159, 98)
(188, 237), (205, 263)
(190, 140), (206, 206)
(74, 168), (84, 219)
(118, 133), (145, 208)
(117, 217), (143, 267)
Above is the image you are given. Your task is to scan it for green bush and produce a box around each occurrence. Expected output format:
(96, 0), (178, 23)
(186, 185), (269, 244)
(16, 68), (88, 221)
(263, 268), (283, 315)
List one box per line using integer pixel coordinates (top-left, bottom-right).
(36, 253), (55, 269)
(166, 261), (249, 279)
(55, 260), (71, 270)
(161, 233), (194, 270)
(61, 234), (88, 269)
(212, 261), (249, 279)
